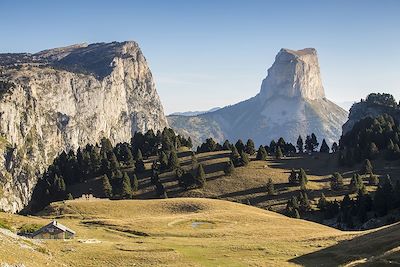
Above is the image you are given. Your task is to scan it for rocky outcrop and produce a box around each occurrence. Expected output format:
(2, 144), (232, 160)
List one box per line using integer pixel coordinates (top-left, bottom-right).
(168, 48), (348, 147)
(342, 95), (400, 135)
(0, 41), (168, 212)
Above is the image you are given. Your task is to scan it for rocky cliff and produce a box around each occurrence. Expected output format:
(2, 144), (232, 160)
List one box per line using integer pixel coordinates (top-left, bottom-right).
(0, 41), (168, 212)
(168, 48), (348, 147)
(342, 93), (400, 134)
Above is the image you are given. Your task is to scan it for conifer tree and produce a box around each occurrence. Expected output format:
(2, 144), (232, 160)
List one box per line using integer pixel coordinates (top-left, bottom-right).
(311, 133), (319, 151)
(331, 142), (339, 153)
(102, 174), (113, 198)
(135, 157), (145, 173)
(131, 173), (139, 192)
(275, 146), (283, 159)
(317, 193), (328, 211)
(67, 193), (74, 200)
(187, 137), (193, 148)
(235, 139), (245, 154)
(368, 173), (379, 186)
(240, 151), (250, 166)
(195, 164), (206, 188)
(191, 154), (198, 168)
(266, 178), (275, 195)
(168, 150), (180, 170)
(288, 169), (298, 184)
(368, 142), (379, 159)
(299, 168), (308, 189)
(361, 159), (373, 174)
(121, 172), (132, 199)
(135, 149), (143, 161)
(320, 139), (330, 153)
(296, 136), (304, 153)
(330, 172), (344, 191)
(160, 151), (169, 170)
(222, 140), (231, 150)
(224, 160), (235, 175)
(230, 146), (241, 167)
(245, 139), (256, 155)
(349, 173), (365, 193)
(155, 181), (167, 198)
(299, 192), (311, 212)
(256, 145), (267, 160)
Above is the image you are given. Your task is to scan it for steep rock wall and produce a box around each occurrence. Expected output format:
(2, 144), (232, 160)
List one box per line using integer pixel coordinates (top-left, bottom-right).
(0, 41), (168, 212)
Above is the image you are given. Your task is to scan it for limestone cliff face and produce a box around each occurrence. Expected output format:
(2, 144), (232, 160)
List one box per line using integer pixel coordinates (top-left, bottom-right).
(168, 48), (348, 148)
(0, 41), (168, 212)
(259, 48), (325, 101)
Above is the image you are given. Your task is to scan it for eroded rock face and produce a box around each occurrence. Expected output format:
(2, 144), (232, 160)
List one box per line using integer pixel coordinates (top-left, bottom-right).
(0, 41), (168, 212)
(259, 48), (325, 101)
(168, 48), (348, 148)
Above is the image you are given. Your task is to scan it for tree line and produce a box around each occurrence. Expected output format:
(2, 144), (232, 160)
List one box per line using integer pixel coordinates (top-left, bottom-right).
(27, 128), (192, 212)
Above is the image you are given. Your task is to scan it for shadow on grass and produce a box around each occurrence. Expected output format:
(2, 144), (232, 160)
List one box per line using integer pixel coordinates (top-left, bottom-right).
(289, 222), (400, 266)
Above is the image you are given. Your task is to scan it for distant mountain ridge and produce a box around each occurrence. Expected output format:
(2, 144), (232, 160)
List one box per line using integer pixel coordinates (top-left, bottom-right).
(169, 107), (221, 116)
(168, 48), (348, 147)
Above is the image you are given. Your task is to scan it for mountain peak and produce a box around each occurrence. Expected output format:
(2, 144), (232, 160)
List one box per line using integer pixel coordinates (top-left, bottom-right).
(259, 48), (325, 101)
(280, 48), (317, 57)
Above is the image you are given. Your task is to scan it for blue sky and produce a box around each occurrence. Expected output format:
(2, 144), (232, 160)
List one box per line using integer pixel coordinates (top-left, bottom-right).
(0, 0), (399, 114)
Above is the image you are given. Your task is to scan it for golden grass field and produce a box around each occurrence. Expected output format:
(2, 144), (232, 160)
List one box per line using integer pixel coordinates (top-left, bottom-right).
(1, 151), (400, 266)
(1, 198), (399, 266)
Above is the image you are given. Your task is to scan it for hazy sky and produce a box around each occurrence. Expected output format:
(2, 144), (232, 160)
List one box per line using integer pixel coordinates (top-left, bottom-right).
(0, 0), (399, 114)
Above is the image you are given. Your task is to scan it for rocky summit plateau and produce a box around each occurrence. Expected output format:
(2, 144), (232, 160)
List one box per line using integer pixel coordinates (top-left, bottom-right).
(168, 48), (348, 147)
(0, 41), (168, 212)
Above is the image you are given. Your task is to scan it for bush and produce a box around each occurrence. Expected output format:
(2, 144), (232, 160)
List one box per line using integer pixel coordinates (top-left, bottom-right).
(223, 160), (235, 175)
(0, 219), (12, 231)
(18, 223), (42, 235)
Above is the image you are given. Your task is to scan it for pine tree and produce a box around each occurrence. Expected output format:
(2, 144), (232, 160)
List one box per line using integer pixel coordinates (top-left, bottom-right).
(230, 146), (241, 167)
(187, 137), (193, 148)
(256, 145), (267, 160)
(330, 172), (344, 191)
(298, 168), (308, 189)
(195, 164), (206, 188)
(361, 159), (373, 175)
(320, 139), (330, 153)
(311, 133), (319, 151)
(135, 158), (145, 173)
(368, 173), (379, 186)
(368, 142), (379, 159)
(235, 139), (245, 154)
(296, 136), (304, 153)
(240, 151), (250, 166)
(160, 151), (169, 170)
(168, 150), (180, 170)
(67, 193), (74, 200)
(222, 140), (231, 150)
(102, 174), (113, 198)
(245, 139), (256, 155)
(131, 173), (139, 192)
(191, 154), (198, 168)
(299, 192), (311, 212)
(121, 172), (132, 199)
(135, 149), (143, 161)
(224, 160), (235, 175)
(100, 137), (114, 154)
(275, 146), (283, 159)
(317, 193), (328, 211)
(288, 169), (298, 184)
(266, 178), (275, 195)
(331, 142), (339, 153)
(349, 173), (365, 193)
